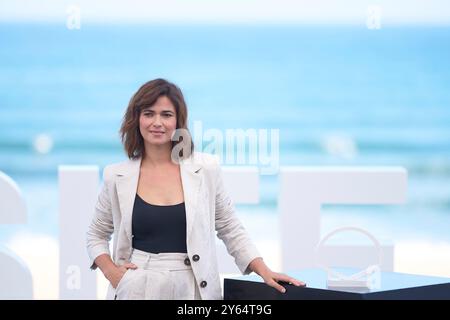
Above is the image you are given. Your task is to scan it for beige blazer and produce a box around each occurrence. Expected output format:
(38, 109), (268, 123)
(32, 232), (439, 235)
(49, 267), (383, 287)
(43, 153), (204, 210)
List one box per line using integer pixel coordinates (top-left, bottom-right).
(86, 152), (261, 300)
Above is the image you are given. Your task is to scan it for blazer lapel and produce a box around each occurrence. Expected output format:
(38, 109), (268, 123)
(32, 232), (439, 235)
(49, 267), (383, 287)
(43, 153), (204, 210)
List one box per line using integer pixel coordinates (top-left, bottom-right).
(180, 158), (203, 238)
(115, 157), (141, 243)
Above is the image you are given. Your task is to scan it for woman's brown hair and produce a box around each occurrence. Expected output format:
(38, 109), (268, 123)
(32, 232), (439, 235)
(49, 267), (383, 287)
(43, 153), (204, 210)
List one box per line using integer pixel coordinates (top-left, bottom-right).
(120, 78), (194, 160)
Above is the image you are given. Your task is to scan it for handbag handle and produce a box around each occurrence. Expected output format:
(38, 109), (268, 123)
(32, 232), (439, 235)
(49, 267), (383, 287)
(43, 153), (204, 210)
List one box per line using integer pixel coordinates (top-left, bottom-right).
(315, 226), (382, 281)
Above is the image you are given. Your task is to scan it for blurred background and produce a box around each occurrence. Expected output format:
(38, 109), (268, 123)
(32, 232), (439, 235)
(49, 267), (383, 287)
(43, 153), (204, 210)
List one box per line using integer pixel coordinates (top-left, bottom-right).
(0, 0), (450, 299)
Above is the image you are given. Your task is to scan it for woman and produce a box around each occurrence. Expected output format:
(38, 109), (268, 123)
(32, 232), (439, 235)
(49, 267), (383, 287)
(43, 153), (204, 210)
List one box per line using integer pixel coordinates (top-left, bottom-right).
(86, 78), (305, 300)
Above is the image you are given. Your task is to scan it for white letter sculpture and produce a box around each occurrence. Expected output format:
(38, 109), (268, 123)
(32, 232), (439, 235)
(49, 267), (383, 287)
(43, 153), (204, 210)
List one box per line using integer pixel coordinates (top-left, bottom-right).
(0, 171), (33, 299)
(59, 166), (98, 299)
(279, 167), (407, 272)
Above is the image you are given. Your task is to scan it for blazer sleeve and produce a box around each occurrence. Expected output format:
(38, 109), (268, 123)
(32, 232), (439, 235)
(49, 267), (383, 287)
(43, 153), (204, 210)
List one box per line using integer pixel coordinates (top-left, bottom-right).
(86, 166), (114, 270)
(214, 163), (262, 275)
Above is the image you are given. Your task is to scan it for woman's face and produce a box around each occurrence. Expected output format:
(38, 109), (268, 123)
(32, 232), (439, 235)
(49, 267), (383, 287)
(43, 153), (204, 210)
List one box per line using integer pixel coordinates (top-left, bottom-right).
(139, 95), (177, 148)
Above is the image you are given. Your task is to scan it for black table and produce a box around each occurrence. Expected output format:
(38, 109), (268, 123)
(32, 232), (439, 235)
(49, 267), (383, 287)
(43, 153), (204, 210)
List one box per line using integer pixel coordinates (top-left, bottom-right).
(224, 268), (450, 300)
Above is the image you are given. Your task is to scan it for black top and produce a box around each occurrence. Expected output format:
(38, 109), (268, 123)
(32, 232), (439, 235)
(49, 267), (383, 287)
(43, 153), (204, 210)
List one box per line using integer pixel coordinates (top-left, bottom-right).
(131, 194), (187, 254)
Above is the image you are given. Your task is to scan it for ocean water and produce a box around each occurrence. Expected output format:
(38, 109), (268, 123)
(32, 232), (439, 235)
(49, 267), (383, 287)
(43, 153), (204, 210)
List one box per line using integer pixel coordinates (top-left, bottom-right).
(0, 23), (450, 246)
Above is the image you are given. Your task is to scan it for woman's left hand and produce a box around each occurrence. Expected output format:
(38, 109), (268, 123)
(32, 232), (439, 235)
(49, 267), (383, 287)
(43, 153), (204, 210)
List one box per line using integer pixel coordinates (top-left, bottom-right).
(249, 257), (306, 293)
(260, 270), (306, 293)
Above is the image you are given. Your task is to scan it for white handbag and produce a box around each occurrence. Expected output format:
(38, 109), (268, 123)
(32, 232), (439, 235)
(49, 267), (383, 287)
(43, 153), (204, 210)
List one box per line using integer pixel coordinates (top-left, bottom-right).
(315, 226), (382, 292)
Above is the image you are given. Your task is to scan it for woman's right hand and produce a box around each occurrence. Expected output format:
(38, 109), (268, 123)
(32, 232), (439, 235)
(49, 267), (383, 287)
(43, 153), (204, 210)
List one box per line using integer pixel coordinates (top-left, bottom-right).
(106, 262), (138, 289)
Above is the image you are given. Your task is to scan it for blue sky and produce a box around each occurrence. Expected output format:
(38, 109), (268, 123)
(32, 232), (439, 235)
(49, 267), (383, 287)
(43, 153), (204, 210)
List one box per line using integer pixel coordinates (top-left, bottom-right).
(0, 0), (449, 25)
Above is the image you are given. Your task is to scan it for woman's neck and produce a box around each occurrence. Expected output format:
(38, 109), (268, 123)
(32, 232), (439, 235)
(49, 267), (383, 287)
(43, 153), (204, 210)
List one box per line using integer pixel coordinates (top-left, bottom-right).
(141, 143), (174, 167)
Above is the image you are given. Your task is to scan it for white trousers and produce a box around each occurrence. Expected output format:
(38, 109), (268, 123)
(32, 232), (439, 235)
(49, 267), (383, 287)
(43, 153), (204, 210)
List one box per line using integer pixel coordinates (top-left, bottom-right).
(114, 249), (201, 300)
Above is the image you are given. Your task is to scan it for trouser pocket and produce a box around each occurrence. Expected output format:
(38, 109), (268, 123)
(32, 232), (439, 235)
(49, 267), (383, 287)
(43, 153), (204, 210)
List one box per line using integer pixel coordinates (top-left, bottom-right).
(115, 269), (135, 300)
